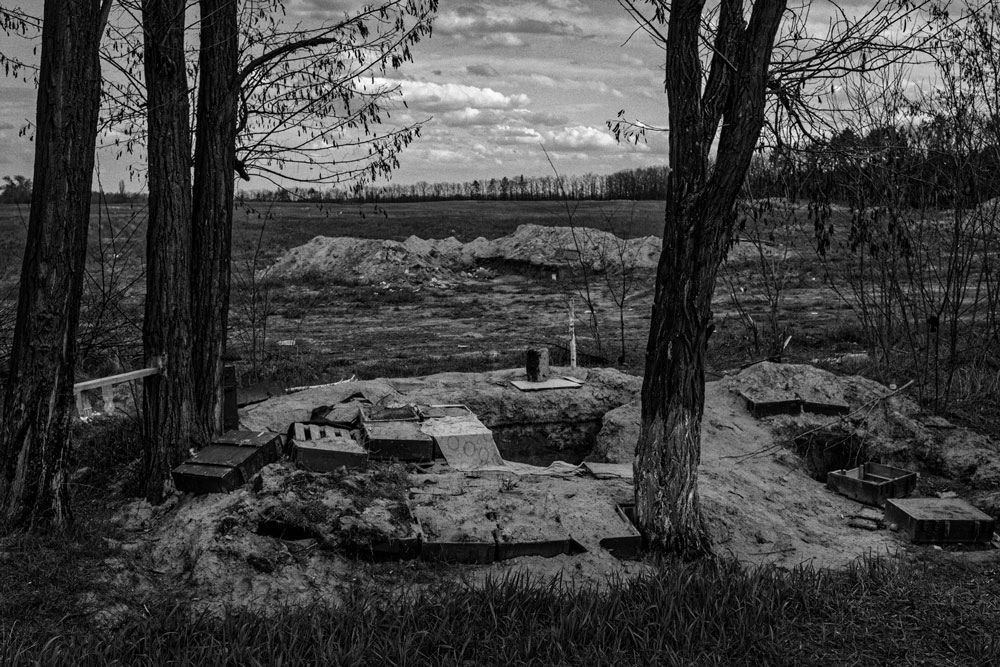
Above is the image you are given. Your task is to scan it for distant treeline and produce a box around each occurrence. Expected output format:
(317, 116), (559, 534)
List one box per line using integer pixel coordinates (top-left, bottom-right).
(0, 176), (147, 205)
(239, 166), (670, 203)
(747, 126), (1000, 210)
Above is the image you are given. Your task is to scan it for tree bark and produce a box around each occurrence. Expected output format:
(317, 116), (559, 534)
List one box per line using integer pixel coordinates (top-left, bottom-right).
(634, 0), (786, 559)
(0, 0), (108, 529)
(141, 0), (194, 503)
(190, 0), (238, 444)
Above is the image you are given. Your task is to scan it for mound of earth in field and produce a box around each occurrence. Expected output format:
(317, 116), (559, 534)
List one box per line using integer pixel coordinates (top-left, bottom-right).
(266, 223), (796, 286)
(99, 363), (1000, 619)
(265, 224), (663, 286)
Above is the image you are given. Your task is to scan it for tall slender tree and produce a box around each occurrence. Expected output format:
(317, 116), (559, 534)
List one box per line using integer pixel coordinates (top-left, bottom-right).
(189, 0), (238, 443)
(0, 0), (112, 528)
(141, 0), (194, 503)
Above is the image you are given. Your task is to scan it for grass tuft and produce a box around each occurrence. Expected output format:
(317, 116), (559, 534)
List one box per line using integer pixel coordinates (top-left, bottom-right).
(4, 553), (1000, 665)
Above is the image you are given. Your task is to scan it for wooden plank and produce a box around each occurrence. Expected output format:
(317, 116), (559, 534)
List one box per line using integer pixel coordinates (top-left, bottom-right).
(598, 504), (643, 560)
(294, 423), (306, 441)
(308, 424), (322, 441)
(510, 377), (583, 392)
(421, 541), (496, 564)
(73, 365), (161, 392)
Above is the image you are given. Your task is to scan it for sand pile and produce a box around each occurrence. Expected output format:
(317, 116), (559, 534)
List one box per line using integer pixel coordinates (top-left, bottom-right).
(265, 223), (799, 287)
(267, 224), (663, 286)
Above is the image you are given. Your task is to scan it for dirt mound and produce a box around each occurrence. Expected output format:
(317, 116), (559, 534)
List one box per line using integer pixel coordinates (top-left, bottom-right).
(481, 224), (661, 271)
(266, 235), (477, 286)
(267, 224), (663, 286)
(266, 223), (796, 287)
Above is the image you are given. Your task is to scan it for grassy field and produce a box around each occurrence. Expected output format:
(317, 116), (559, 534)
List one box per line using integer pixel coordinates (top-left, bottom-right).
(0, 199), (667, 266)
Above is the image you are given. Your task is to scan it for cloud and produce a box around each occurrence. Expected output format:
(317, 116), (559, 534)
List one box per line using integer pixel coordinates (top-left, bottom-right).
(434, 3), (586, 47)
(481, 33), (526, 48)
(388, 79), (530, 113)
(436, 14), (582, 38)
(466, 64), (500, 77)
(545, 125), (620, 151)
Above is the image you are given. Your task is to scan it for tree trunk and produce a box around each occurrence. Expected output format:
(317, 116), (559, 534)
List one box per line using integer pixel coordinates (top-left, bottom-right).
(190, 0), (238, 444)
(634, 202), (732, 559)
(0, 0), (108, 529)
(141, 0), (194, 503)
(633, 0), (786, 558)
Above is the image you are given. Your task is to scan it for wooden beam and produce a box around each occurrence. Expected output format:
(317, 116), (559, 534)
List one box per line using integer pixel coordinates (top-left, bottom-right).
(73, 365), (162, 393)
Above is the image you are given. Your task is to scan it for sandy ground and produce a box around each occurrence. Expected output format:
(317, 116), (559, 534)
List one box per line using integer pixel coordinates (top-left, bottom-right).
(99, 362), (994, 620)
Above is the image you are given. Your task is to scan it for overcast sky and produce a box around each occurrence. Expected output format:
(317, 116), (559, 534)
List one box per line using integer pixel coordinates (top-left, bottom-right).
(0, 0), (672, 191)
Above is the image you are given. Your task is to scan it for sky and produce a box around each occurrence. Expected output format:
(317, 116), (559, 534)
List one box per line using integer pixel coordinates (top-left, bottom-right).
(0, 0), (670, 191)
(0, 0), (933, 191)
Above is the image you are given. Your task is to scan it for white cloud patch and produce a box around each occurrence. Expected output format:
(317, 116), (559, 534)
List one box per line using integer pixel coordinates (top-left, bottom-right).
(545, 125), (619, 151)
(486, 124), (624, 153)
(388, 79), (529, 113)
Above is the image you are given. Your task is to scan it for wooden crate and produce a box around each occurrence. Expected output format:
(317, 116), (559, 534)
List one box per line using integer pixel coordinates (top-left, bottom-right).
(171, 442), (278, 495)
(214, 430), (282, 455)
(361, 404), (419, 423)
(738, 389), (802, 418)
(293, 424), (368, 472)
(827, 462), (917, 507)
(418, 404), (473, 419)
(363, 421), (435, 462)
(801, 399), (850, 416)
(171, 463), (243, 494)
(884, 498), (996, 544)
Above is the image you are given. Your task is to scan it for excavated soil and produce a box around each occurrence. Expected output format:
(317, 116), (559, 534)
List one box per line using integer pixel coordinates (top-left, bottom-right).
(96, 362), (1000, 619)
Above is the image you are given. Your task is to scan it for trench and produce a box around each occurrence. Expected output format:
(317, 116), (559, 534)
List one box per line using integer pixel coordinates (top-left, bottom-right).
(490, 419), (603, 466)
(794, 429), (866, 482)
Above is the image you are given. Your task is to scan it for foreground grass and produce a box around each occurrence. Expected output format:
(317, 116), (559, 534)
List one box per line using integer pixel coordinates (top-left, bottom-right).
(3, 551), (999, 666)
